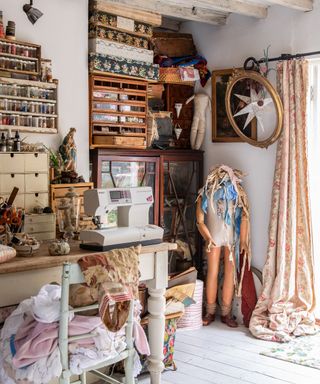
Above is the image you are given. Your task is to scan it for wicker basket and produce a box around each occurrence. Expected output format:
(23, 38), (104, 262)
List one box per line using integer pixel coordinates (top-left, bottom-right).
(159, 67), (194, 85)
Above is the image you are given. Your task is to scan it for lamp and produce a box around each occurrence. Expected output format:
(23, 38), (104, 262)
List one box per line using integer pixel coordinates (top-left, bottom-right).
(23, 0), (43, 24)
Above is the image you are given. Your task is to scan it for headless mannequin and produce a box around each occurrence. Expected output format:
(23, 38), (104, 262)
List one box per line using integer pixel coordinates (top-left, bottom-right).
(196, 197), (249, 327)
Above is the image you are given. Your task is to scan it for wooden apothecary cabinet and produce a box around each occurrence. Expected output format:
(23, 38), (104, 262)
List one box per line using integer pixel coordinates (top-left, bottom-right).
(90, 148), (204, 271)
(89, 75), (148, 149)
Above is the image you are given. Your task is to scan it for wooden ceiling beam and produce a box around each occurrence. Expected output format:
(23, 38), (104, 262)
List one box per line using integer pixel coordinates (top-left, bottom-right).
(265, 0), (313, 11)
(103, 0), (228, 25)
(168, 0), (267, 19)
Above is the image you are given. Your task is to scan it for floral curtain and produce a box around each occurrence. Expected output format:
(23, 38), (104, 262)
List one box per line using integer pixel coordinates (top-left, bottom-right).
(249, 59), (319, 342)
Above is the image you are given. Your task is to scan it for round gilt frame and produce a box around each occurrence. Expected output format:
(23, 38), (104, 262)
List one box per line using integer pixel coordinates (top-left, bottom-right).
(225, 70), (284, 148)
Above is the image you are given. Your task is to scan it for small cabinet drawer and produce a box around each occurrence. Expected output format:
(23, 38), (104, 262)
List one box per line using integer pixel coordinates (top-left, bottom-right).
(2, 193), (24, 208)
(24, 153), (48, 173)
(24, 222), (55, 233)
(0, 154), (25, 173)
(25, 193), (49, 212)
(0, 174), (25, 194)
(25, 173), (48, 193)
(24, 213), (56, 225)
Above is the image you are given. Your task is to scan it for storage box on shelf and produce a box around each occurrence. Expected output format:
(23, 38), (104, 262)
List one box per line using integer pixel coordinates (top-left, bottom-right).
(0, 77), (58, 133)
(23, 213), (56, 241)
(0, 38), (41, 77)
(88, 0), (160, 82)
(89, 75), (148, 149)
(89, 53), (159, 82)
(50, 182), (94, 231)
(0, 152), (49, 212)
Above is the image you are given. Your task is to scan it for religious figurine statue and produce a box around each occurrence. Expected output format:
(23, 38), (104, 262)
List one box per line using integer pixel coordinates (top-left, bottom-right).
(59, 127), (77, 173)
(196, 165), (251, 328)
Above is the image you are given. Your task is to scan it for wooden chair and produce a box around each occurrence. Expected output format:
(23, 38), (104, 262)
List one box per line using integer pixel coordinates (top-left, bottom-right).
(59, 262), (135, 384)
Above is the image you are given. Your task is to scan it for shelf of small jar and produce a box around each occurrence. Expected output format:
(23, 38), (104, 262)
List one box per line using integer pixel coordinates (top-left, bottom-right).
(0, 110), (57, 117)
(0, 52), (39, 61)
(0, 124), (57, 134)
(0, 77), (57, 89)
(0, 95), (57, 103)
(0, 68), (39, 76)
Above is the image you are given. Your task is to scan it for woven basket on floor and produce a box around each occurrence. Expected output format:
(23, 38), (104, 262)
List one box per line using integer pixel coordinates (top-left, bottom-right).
(177, 279), (203, 331)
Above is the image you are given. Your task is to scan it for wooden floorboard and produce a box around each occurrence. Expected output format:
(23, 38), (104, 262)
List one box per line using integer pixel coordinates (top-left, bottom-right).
(138, 322), (320, 383)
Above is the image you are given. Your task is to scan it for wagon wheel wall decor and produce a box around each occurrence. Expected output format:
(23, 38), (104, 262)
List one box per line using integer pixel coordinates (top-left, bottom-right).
(225, 70), (284, 148)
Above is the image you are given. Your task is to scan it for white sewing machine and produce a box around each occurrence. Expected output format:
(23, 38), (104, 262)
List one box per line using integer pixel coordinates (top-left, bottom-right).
(79, 186), (164, 251)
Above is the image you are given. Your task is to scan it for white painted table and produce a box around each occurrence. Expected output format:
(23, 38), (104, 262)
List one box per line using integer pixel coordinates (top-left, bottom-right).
(0, 242), (176, 384)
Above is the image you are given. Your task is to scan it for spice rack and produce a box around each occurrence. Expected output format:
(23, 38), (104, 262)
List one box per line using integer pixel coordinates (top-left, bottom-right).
(89, 75), (148, 149)
(0, 38), (41, 77)
(0, 77), (58, 133)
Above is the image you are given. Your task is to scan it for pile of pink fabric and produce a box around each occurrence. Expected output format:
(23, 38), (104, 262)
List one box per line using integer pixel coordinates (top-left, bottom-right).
(0, 284), (129, 384)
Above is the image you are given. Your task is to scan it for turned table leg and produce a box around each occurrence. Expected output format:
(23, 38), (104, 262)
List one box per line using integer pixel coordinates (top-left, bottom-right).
(146, 251), (168, 384)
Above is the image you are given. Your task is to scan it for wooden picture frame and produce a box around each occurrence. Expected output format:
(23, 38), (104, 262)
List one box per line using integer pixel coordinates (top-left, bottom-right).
(212, 68), (257, 142)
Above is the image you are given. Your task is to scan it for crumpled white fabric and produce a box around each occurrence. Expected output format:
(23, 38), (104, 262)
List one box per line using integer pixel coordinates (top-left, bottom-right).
(0, 285), (145, 383)
(31, 284), (74, 323)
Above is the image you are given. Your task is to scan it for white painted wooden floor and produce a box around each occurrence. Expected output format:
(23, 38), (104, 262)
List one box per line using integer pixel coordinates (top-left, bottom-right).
(139, 321), (320, 384)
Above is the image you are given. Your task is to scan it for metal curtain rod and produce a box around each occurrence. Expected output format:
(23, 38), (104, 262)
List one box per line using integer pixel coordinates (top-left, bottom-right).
(244, 50), (320, 70)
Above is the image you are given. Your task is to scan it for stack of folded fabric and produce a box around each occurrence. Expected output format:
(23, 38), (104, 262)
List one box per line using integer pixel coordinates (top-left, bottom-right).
(0, 284), (129, 384)
(152, 32), (211, 86)
(88, 0), (161, 81)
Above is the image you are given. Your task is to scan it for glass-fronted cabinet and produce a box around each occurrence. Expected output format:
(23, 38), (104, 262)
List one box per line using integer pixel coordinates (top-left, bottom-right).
(90, 149), (203, 272)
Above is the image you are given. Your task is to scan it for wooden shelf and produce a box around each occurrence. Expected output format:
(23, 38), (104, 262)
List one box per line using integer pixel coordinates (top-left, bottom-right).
(0, 67), (38, 76)
(0, 94), (56, 103)
(0, 110), (57, 118)
(0, 52), (38, 61)
(0, 77), (57, 89)
(0, 124), (57, 133)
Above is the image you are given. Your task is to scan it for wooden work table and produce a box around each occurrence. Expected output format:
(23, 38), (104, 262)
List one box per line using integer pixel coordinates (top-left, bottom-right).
(0, 241), (176, 274)
(0, 241), (177, 384)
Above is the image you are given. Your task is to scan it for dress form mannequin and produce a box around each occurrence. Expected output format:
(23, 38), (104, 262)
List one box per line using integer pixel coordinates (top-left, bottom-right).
(196, 165), (250, 327)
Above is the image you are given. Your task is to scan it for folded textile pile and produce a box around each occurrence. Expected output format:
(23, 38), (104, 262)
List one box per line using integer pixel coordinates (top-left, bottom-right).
(155, 55), (211, 87)
(0, 284), (128, 384)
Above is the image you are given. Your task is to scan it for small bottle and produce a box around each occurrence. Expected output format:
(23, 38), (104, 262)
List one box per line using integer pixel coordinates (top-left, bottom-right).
(6, 130), (13, 152)
(13, 130), (21, 152)
(0, 132), (6, 152)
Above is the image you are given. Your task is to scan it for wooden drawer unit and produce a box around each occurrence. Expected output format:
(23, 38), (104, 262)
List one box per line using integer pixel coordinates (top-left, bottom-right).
(89, 75), (148, 149)
(0, 153), (25, 173)
(24, 213), (56, 241)
(0, 173), (25, 194)
(24, 153), (48, 173)
(2, 193), (24, 208)
(0, 152), (49, 213)
(25, 192), (49, 211)
(25, 173), (48, 193)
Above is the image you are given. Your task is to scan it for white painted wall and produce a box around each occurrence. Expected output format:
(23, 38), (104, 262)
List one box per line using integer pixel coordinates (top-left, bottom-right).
(1, 0), (90, 180)
(182, 2), (320, 270)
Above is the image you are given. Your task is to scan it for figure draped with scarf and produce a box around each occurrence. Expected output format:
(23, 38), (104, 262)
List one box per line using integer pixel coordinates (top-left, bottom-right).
(196, 165), (251, 327)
